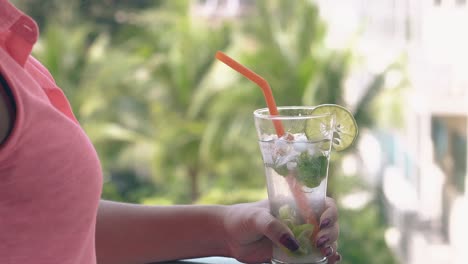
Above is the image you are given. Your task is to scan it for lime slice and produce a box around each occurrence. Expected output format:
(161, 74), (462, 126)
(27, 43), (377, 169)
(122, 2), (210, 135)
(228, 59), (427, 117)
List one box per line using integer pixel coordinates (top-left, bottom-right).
(309, 104), (358, 151)
(281, 223), (315, 256)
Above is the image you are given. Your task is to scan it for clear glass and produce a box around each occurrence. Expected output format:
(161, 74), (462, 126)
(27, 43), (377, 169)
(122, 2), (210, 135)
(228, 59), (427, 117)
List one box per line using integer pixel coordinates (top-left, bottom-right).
(254, 106), (335, 264)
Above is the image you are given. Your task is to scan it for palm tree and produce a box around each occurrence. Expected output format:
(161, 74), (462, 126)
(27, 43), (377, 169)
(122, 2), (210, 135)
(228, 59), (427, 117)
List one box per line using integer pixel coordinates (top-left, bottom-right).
(124, 0), (234, 202)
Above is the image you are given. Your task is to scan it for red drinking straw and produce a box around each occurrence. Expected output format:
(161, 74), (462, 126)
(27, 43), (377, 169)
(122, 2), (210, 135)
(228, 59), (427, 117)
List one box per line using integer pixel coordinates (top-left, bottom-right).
(215, 51), (320, 242)
(215, 51), (285, 137)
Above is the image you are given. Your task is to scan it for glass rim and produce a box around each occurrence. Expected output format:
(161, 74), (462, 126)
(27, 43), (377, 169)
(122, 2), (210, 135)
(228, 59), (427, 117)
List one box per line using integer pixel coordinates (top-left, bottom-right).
(253, 106), (333, 120)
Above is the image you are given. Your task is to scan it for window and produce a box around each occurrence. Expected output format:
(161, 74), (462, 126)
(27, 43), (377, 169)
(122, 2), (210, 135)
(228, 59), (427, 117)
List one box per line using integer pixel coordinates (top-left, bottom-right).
(432, 116), (467, 193)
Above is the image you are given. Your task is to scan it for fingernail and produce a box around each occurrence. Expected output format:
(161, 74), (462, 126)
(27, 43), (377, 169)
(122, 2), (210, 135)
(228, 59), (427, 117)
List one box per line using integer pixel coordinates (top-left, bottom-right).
(324, 246), (333, 256)
(316, 236), (329, 248)
(279, 234), (300, 251)
(320, 218), (331, 229)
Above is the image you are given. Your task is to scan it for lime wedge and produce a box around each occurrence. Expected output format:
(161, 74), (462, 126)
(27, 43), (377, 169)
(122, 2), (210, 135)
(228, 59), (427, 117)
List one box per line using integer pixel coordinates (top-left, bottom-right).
(309, 104), (358, 151)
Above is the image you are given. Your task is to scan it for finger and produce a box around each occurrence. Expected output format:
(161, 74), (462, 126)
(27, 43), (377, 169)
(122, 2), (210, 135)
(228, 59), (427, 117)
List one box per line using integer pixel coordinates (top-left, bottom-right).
(321, 241), (337, 257)
(255, 199), (269, 209)
(237, 236), (273, 264)
(327, 250), (342, 264)
(315, 222), (339, 248)
(319, 197), (338, 230)
(251, 210), (300, 252)
(329, 243), (341, 264)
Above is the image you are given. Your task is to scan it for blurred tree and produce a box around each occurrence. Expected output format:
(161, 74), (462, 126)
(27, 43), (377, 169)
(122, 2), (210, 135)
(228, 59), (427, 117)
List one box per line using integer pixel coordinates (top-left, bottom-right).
(121, 0), (234, 202)
(10, 0), (160, 32)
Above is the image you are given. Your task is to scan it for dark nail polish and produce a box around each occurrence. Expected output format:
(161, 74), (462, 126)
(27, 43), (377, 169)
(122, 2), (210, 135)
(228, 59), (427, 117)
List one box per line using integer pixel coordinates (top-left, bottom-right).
(279, 234), (300, 251)
(316, 236), (329, 248)
(320, 218), (331, 229)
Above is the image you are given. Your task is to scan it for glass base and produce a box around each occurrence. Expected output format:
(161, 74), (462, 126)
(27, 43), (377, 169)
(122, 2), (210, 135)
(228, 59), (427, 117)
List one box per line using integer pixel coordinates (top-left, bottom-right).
(271, 256), (327, 264)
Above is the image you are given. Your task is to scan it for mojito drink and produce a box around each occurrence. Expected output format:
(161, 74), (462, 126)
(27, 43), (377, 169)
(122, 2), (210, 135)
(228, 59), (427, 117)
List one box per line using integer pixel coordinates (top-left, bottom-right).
(254, 106), (336, 264)
(259, 135), (331, 264)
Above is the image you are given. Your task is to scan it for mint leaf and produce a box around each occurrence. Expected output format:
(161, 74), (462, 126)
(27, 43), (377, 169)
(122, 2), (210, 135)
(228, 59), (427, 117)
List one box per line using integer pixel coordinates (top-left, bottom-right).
(292, 223), (315, 237)
(273, 164), (289, 176)
(281, 223), (315, 256)
(296, 153), (328, 188)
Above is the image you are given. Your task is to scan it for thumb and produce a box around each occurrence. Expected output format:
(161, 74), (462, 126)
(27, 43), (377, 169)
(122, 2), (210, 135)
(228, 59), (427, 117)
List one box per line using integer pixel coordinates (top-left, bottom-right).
(252, 210), (300, 252)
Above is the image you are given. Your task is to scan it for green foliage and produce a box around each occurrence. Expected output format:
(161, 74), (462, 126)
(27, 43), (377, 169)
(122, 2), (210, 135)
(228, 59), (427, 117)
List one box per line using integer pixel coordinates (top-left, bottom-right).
(195, 188), (267, 205)
(327, 160), (398, 263)
(354, 59), (409, 130)
(338, 204), (397, 264)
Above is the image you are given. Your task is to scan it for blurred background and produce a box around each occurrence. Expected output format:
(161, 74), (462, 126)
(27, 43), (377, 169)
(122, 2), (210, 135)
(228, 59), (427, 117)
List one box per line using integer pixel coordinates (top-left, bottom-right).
(10, 0), (467, 263)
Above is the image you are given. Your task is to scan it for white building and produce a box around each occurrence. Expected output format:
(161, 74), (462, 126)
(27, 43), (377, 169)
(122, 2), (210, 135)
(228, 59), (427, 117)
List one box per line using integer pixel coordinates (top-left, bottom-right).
(316, 0), (468, 263)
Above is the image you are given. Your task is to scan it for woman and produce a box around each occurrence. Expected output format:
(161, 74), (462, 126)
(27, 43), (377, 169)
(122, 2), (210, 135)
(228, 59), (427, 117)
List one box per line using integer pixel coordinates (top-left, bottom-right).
(0, 0), (340, 263)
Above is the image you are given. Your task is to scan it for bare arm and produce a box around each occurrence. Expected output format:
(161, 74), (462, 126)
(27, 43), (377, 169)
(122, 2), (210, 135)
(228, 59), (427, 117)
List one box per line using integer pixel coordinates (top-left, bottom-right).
(95, 200), (229, 264)
(95, 198), (340, 264)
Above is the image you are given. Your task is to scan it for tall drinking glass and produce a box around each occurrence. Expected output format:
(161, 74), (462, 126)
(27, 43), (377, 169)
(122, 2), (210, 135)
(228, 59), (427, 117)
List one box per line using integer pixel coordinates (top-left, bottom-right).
(254, 106), (335, 264)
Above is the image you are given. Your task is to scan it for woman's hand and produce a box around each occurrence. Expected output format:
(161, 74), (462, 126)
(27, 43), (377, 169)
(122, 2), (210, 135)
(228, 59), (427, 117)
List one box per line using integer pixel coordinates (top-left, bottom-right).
(316, 197), (341, 263)
(222, 197), (341, 264)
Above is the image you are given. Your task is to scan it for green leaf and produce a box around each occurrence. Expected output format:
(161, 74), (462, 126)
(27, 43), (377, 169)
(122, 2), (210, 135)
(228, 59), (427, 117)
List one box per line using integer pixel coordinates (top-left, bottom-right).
(297, 153), (328, 188)
(273, 164), (289, 177)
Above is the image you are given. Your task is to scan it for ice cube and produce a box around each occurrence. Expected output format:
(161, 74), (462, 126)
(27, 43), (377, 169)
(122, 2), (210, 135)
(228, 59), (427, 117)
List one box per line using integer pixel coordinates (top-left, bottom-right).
(262, 134), (278, 141)
(307, 147), (316, 156)
(286, 161), (297, 170)
(276, 149), (300, 167)
(292, 134), (308, 153)
(275, 137), (290, 156)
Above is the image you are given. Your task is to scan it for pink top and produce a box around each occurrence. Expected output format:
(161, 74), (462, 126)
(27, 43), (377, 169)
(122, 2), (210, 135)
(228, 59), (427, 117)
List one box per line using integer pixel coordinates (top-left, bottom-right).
(0, 1), (103, 263)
